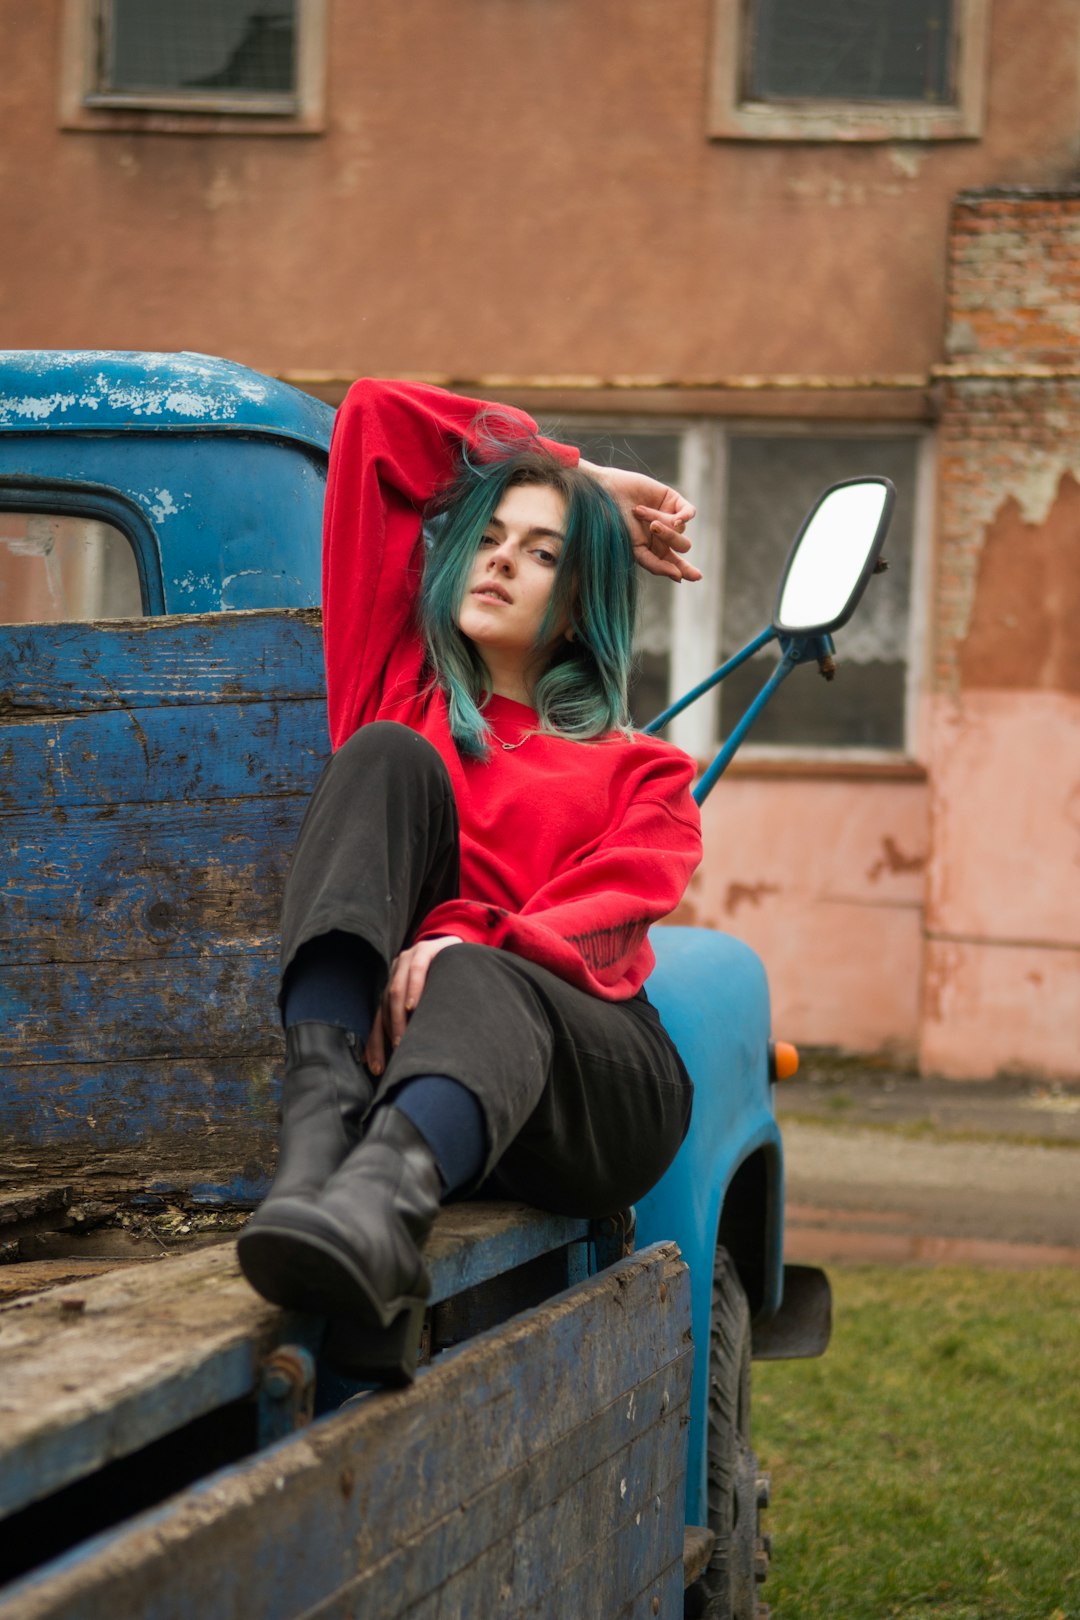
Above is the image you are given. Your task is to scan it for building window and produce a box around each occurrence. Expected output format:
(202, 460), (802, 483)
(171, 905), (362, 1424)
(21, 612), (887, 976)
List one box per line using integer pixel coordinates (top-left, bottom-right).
(60, 0), (327, 134)
(0, 512), (144, 624)
(544, 417), (928, 761)
(709, 0), (989, 142)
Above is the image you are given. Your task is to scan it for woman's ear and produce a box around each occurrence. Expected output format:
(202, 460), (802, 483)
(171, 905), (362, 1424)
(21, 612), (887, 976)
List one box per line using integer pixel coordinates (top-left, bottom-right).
(564, 626), (576, 643)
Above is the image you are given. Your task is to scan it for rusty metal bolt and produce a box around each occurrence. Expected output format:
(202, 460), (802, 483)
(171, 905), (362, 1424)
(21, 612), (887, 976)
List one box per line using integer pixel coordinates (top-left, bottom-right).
(652, 1598), (660, 1616)
(261, 1345), (316, 1410)
(658, 1281), (668, 1304)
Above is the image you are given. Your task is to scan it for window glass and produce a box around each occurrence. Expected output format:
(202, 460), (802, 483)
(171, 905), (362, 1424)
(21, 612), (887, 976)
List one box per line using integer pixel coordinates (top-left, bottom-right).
(102, 0), (296, 97)
(540, 426), (681, 728)
(0, 513), (143, 623)
(721, 436), (918, 749)
(749, 0), (953, 103)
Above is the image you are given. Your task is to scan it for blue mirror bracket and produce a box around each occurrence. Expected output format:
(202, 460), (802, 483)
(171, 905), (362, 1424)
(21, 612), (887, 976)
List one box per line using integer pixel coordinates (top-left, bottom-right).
(644, 623), (840, 804)
(692, 632), (836, 803)
(642, 625), (778, 738)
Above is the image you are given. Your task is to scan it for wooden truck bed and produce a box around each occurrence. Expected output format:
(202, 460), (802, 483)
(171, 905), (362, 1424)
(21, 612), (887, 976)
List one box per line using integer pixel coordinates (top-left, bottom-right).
(0, 609), (707, 1616)
(0, 1230), (694, 1619)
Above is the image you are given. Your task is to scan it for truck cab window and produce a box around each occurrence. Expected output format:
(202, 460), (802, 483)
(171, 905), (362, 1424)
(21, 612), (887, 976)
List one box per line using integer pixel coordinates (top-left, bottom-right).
(0, 512), (143, 623)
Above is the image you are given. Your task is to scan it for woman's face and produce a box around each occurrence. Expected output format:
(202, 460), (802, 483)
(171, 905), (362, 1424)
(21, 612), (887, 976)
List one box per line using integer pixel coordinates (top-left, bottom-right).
(456, 482), (569, 671)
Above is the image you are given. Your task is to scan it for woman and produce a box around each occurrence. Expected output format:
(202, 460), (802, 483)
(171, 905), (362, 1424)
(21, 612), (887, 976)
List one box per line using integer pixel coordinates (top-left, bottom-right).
(238, 378), (703, 1382)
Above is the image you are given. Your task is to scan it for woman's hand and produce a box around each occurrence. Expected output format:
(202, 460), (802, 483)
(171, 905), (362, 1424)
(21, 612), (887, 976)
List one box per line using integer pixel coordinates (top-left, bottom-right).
(364, 935), (464, 1077)
(579, 460), (702, 584)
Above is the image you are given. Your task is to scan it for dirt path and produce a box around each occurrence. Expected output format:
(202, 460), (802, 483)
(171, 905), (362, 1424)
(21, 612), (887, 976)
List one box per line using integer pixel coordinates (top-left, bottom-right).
(776, 1073), (1080, 1266)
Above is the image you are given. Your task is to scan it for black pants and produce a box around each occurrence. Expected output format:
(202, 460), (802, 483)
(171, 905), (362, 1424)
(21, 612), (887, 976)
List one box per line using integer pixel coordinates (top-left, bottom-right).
(279, 722), (692, 1219)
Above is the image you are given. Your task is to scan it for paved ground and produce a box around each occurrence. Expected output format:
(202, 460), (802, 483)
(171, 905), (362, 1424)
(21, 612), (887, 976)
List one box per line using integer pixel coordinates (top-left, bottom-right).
(775, 1067), (1080, 1266)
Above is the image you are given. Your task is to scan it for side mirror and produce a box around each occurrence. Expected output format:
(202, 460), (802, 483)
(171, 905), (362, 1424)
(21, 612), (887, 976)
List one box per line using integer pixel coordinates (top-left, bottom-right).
(773, 477), (895, 637)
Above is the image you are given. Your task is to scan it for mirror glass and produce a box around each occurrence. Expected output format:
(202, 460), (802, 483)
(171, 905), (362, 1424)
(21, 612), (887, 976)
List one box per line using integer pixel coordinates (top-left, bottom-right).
(775, 479), (891, 633)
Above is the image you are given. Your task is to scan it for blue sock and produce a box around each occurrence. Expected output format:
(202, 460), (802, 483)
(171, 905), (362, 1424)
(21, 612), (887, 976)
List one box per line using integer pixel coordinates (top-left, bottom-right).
(391, 1075), (487, 1194)
(282, 931), (379, 1044)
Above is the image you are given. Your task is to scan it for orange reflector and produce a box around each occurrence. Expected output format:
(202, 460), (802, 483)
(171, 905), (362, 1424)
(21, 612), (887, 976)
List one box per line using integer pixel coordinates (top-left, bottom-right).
(769, 1040), (800, 1082)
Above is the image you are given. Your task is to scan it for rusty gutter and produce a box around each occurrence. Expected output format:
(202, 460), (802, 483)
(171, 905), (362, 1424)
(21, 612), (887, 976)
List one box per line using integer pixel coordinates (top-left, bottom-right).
(277, 370), (931, 394)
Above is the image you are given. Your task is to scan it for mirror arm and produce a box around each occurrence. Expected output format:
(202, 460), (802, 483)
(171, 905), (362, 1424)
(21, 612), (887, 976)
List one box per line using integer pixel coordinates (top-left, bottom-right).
(642, 626), (778, 737)
(692, 639), (805, 806)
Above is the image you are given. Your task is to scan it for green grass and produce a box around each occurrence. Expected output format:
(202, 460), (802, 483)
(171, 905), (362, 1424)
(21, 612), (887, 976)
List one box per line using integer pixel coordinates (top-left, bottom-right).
(754, 1267), (1080, 1620)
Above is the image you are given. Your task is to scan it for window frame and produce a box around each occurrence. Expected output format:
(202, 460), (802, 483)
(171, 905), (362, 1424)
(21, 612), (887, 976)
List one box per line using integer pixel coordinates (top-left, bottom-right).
(551, 414), (933, 765)
(707, 0), (990, 143)
(59, 0), (328, 136)
(0, 481), (165, 617)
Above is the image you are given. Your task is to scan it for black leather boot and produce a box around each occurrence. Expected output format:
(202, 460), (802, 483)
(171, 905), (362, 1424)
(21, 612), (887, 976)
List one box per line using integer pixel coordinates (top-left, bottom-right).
(237, 1107), (442, 1382)
(246, 1022), (373, 1218)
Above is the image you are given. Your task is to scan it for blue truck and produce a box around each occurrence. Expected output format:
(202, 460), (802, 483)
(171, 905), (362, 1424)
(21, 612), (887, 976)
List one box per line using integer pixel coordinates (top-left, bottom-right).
(0, 351), (888, 1620)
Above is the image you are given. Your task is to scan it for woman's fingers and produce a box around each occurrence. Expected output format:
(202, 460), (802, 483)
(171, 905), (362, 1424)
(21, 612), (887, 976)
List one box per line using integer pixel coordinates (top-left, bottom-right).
(364, 1005), (387, 1077)
(634, 547), (704, 583)
(635, 503), (695, 546)
(630, 501), (702, 582)
(380, 937), (467, 1056)
(386, 951), (413, 1047)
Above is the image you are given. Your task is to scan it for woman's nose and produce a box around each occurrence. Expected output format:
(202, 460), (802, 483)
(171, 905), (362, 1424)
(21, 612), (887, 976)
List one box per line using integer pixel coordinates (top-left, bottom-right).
(488, 542), (516, 574)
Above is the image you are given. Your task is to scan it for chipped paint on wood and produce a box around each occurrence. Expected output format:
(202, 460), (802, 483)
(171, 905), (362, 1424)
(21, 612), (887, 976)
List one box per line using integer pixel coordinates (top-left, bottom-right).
(0, 1244), (691, 1620)
(0, 611), (323, 716)
(1, 700), (327, 813)
(0, 612), (330, 1183)
(0, 1206), (597, 1525)
(2, 800), (304, 966)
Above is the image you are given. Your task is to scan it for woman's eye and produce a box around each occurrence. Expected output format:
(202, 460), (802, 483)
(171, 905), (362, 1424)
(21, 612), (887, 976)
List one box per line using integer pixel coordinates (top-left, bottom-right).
(533, 548), (558, 566)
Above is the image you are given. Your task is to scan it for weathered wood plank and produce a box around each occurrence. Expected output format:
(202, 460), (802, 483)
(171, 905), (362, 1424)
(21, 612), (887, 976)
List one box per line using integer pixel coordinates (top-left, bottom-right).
(0, 699), (328, 815)
(314, 1377), (687, 1619)
(0, 1244), (279, 1523)
(0, 1208), (594, 1522)
(0, 611), (325, 716)
(0, 1056), (279, 1169)
(0, 1258), (142, 1303)
(420, 1201), (589, 1307)
(0, 1245), (692, 1620)
(2, 947), (281, 1066)
(683, 1526), (716, 1587)
(1, 798), (304, 965)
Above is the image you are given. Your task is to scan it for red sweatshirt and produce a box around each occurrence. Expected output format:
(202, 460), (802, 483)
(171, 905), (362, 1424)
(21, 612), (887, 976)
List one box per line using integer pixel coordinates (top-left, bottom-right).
(322, 378), (702, 1000)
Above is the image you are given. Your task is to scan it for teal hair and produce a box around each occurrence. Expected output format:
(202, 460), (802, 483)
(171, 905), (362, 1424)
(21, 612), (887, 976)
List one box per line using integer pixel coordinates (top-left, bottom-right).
(419, 412), (638, 759)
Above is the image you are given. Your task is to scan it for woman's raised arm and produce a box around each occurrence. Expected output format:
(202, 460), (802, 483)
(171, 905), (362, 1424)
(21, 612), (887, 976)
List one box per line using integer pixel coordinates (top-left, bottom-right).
(322, 380), (578, 747)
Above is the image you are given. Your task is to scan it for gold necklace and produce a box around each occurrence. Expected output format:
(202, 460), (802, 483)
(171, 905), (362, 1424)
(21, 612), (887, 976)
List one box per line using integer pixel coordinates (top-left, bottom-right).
(489, 728), (533, 751)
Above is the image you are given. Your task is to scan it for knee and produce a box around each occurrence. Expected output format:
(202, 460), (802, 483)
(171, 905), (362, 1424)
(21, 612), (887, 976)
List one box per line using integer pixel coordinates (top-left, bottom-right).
(423, 942), (532, 1003)
(423, 940), (493, 986)
(331, 722), (448, 787)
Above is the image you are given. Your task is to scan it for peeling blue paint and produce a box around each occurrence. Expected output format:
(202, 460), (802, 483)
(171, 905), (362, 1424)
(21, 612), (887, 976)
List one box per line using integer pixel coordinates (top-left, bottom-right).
(0, 351), (333, 450)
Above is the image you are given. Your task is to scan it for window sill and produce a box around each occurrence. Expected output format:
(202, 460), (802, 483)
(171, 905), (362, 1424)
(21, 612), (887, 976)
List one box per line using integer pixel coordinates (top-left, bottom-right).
(708, 100), (981, 144)
(703, 755), (928, 784)
(60, 106), (324, 136)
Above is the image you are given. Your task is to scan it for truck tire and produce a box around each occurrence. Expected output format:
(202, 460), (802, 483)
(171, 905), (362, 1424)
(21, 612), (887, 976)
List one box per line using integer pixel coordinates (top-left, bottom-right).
(684, 1245), (769, 1620)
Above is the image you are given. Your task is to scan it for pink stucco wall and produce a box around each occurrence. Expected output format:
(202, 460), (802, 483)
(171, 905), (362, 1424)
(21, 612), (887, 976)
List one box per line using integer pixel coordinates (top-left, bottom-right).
(677, 773), (929, 1058)
(921, 692), (1080, 1077)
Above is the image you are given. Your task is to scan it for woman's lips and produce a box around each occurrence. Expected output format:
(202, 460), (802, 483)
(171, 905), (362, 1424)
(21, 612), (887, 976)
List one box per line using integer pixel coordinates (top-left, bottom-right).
(472, 586), (511, 603)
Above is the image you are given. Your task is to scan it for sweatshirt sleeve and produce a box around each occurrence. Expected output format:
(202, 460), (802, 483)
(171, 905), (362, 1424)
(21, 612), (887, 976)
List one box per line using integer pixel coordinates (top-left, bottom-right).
(415, 753), (703, 1000)
(322, 378), (579, 748)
